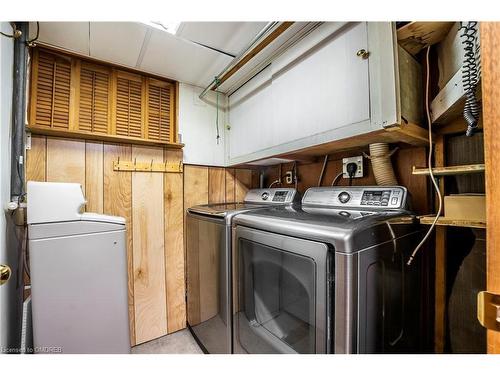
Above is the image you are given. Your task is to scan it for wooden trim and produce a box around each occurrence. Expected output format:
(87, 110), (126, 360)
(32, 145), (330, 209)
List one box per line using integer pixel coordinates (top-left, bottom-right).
(419, 215), (486, 229)
(412, 164), (485, 176)
(141, 76), (147, 139)
(28, 126), (184, 148)
(116, 69), (143, 83)
(480, 21), (500, 353)
(110, 69), (117, 135)
(69, 58), (80, 131)
(29, 48), (39, 129)
(217, 22), (294, 87)
(174, 82), (180, 144)
(434, 134), (446, 354)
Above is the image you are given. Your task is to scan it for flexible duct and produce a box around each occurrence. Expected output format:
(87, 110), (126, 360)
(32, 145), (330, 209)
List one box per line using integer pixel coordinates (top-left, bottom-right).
(367, 143), (398, 186)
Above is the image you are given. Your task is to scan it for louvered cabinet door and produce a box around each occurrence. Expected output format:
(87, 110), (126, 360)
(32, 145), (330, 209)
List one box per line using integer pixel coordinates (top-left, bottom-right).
(78, 62), (112, 134)
(30, 49), (72, 130)
(146, 79), (174, 143)
(114, 71), (145, 139)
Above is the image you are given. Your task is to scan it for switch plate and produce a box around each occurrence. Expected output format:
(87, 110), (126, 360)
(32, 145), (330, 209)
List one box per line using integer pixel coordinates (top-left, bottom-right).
(342, 156), (363, 178)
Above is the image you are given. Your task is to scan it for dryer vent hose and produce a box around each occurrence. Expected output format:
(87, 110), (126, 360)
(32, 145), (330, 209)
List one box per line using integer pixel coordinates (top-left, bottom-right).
(367, 143), (398, 186)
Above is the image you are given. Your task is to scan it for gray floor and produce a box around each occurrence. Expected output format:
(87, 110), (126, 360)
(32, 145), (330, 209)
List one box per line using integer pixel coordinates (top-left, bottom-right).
(132, 329), (203, 354)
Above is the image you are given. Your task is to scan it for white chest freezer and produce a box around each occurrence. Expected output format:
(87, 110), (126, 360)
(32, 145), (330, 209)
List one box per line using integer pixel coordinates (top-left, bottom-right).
(27, 181), (131, 354)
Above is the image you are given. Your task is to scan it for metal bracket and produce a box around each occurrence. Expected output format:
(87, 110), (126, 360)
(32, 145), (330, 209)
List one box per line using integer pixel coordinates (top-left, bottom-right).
(477, 291), (500, 332)
(113, 159), (183, 173)
(25, 132), (32, 150)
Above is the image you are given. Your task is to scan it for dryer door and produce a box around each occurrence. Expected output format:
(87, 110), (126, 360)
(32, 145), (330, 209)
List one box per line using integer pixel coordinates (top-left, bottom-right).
(234, 226), (332, 354)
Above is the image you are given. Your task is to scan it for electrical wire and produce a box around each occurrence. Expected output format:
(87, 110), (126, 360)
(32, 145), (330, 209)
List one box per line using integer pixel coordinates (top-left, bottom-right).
(269, 179), (281, 188)
(215, 77), (221, 144)
(407, 46), (443, 266)
(0, 22), (18, 38)
(331, 172), (343, 186)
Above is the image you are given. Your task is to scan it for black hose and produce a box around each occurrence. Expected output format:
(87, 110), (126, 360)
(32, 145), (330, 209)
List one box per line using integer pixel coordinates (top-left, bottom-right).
(460, 21), (481, 137)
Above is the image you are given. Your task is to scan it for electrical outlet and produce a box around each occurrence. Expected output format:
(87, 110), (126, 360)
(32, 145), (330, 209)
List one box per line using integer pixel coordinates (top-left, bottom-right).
(285, 171), (293, 184)
(342, 156), (363, 178)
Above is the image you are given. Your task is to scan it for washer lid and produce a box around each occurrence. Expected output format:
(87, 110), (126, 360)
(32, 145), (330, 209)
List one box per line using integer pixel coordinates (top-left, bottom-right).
(188, 202), (266, 217)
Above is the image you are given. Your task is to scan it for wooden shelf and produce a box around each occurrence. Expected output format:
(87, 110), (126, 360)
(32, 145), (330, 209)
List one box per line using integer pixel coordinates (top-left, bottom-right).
(412, 163), (485, 176)
(397, 22), (454, 56)
(28, 126), (184, 149)
(418, 215), (486, 229)
(273, 122), (431, 161)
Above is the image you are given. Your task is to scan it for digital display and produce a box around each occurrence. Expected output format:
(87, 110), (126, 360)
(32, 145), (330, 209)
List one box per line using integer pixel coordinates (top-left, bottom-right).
(361, 190), (391, 206)
(272, 191), (288, 202)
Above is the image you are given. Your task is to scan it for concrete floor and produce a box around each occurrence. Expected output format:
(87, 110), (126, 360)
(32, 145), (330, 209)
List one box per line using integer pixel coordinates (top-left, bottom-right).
(132, 329), (203, 354)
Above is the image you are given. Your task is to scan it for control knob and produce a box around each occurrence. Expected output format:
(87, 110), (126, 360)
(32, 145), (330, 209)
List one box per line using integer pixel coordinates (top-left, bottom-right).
(338, 191), (351, 204)
(261, 192), (269, 201)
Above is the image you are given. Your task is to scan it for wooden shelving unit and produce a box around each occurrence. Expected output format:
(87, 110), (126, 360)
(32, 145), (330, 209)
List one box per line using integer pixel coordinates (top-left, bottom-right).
(419, 215), (486, 229)
(397, 22), (454, 56)
(412, 163), (485, 176)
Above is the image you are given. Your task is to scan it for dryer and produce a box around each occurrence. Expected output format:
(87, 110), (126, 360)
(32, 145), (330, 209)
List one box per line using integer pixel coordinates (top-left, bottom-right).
(186, 188), (300, 353)
(232, 186), (427, 354)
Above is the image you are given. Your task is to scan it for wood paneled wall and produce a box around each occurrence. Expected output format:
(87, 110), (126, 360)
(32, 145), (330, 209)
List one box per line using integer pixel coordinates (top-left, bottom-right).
(25, 135), (256, 346)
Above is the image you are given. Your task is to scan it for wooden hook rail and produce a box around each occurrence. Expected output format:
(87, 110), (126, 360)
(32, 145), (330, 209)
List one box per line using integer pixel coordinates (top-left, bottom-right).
(113, 158), (183, 173)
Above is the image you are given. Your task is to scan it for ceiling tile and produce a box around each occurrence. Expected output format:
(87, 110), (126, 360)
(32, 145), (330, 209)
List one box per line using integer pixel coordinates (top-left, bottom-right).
(177, 22), (268, 56)
(30, 22), (90, 55)
(139, 29), (233, 87)
(89, 22), (148, 67)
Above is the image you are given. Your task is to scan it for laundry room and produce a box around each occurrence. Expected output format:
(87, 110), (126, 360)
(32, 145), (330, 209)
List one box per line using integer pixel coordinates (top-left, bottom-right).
(1, 1), (499, 373)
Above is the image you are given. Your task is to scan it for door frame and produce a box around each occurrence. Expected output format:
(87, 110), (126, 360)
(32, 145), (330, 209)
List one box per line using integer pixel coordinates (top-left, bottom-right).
(481, 21), (500, 353)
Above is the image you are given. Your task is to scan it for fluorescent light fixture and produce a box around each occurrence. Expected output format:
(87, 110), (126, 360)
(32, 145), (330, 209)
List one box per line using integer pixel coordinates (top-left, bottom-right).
(145, 21), (181, 35)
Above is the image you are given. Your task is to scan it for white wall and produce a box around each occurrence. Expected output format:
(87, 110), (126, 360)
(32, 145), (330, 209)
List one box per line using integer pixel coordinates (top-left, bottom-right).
(178, 83), (226, 167)
(0, 22), (13, 349)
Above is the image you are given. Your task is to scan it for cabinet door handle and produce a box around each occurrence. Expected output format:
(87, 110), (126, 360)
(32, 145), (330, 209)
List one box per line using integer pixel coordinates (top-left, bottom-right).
(357, 49), (370, 59)
(0, 264), (11, 286)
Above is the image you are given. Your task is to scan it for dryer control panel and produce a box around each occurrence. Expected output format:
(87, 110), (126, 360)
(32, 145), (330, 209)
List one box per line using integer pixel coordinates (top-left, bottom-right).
(244, 188), (300, 204)
(302, 186), (408, 210)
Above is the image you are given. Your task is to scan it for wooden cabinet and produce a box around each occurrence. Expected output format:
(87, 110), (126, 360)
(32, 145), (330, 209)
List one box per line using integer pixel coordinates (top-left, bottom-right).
(227, 22), (427, 165)
(29, 48), (179, 147)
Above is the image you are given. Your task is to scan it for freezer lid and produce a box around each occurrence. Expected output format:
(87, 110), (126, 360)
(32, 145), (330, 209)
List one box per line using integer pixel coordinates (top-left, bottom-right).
(81, 212), (126, 225)
(27, 181), (86, 224)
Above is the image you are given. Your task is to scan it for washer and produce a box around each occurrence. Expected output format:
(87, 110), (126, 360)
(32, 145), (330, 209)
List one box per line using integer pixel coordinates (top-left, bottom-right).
(232, 186), (426, 354)
(186, 188), (300, 354)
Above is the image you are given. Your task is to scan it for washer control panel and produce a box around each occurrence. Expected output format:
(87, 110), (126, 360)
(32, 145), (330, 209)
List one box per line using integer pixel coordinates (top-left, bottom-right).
(302, 186), (407, 209)
(244, 188), (300, 204)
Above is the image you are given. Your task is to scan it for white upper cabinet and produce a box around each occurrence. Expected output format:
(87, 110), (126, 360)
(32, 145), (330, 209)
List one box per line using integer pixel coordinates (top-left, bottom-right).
(227, 22), (406, 166)
(270, 22), (370, 147)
